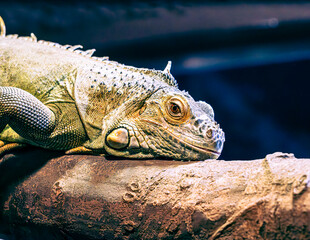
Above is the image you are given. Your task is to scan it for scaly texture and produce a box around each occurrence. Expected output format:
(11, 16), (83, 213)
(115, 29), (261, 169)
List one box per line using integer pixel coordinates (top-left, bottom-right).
(0, 17), (224, 160)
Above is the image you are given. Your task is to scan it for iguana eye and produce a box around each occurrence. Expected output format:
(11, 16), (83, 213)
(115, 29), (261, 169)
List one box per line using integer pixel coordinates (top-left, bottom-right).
(169, 102), (181, 115)
(165, 97), (189, 122)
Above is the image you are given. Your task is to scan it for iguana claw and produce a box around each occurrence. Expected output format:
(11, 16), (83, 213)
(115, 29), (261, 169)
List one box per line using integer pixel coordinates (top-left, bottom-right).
(65, 146), (95, 155)
(0, 141), (28, 157)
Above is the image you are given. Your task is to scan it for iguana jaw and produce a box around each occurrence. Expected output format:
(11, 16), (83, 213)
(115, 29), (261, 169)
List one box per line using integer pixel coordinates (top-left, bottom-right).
(140, 118), (222, 160)
(165, 128), (221, 158)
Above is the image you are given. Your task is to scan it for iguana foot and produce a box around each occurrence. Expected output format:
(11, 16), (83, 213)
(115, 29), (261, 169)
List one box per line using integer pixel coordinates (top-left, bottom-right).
(65, 146), (95, 155)
(0, 140), (28, 157)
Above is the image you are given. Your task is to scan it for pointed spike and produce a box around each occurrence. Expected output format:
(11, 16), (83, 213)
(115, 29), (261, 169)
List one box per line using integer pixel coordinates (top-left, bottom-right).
(100, 56), (109, 61)
(30, 33), (37, 42)
(63, 44), (71, 49)
(85, 49), (96, 57)
(163, 61), (172, 73)
(94, 56), (108, 62)
(0, 16), (6, 37)
(68, 45), (83, 52)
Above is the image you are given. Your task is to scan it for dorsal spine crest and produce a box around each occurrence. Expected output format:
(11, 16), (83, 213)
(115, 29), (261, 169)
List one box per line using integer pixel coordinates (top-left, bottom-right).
(0, 16), (178, 88)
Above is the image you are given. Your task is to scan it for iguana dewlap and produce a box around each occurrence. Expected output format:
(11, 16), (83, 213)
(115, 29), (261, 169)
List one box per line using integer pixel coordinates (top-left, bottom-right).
(0, 17), (224, 160)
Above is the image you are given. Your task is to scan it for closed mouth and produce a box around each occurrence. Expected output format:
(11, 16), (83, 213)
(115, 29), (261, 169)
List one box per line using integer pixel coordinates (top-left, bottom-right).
(140, 118), (221, 158)
(166, 129), (221, 157)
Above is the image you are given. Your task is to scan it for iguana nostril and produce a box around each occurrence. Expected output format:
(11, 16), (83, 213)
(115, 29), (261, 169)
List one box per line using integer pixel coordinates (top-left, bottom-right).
(194, 119), (203, 127)
(206, 129), (213, 138)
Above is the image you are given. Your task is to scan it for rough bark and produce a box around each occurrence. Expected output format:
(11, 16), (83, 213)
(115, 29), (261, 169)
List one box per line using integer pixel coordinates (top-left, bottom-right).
(0, 150), (309, 239)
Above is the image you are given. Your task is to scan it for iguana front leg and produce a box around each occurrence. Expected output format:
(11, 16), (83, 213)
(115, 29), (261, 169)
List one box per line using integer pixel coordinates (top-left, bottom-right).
(0, 86), (56, 149)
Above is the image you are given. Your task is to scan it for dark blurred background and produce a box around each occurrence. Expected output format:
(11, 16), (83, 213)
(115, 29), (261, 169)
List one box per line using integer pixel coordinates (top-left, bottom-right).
(1, 1), (310, 160)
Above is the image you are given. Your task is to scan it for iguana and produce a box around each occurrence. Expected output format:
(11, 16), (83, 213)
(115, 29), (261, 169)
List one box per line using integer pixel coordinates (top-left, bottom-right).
(0, 17), (224, 160)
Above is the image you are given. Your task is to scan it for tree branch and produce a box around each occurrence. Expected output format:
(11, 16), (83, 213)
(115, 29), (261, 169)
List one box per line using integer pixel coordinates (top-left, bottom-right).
(0, 151), (309, 239)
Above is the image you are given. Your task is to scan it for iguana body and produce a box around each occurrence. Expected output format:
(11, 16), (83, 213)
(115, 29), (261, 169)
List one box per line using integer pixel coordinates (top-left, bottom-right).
(0, 17), (224, 160)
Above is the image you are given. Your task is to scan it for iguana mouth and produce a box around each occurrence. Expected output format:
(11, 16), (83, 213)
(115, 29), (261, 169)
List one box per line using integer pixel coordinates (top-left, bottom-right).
(165, 129), (220, 157)
(140, 119), (220, 158)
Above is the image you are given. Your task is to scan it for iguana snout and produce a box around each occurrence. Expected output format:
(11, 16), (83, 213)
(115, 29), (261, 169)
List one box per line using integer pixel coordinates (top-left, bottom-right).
(148, 89), (225, 160)
(191, 117), (225, 159)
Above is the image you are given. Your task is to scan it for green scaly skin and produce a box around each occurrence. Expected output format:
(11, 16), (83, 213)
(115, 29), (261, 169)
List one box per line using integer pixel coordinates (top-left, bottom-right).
(0, 17), (224, 160)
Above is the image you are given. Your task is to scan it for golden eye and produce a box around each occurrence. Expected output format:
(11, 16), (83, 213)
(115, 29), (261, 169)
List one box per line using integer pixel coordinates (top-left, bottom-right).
(165, 97), (189, 122)
(169, 102), (181, 115)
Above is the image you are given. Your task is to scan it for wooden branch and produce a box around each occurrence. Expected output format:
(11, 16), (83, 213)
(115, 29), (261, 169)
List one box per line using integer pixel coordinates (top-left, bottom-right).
(0, 150), (309, 239)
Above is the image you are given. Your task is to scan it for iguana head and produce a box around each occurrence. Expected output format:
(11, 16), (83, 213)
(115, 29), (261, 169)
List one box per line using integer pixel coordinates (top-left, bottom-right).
(96, 86), (225, 161)
(77, 62), (224, 160)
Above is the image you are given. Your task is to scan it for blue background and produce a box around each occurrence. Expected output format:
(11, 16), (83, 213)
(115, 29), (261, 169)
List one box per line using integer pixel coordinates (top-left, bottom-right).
(1, 1), (310, 160)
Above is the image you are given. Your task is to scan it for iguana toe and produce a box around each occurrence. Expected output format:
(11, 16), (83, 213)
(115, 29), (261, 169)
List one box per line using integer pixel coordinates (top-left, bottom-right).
(65, 146), (95, 155)
(0, 142), (28, 157)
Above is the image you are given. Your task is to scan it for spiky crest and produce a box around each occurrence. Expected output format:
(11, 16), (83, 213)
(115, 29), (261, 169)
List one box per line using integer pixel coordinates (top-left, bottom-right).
(122, 65), (178, 88)
(163, 61), (172, 73)
(0, 16), (178, 87)
(0, 16), (6, 37)
(162, 61), (178, 87)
